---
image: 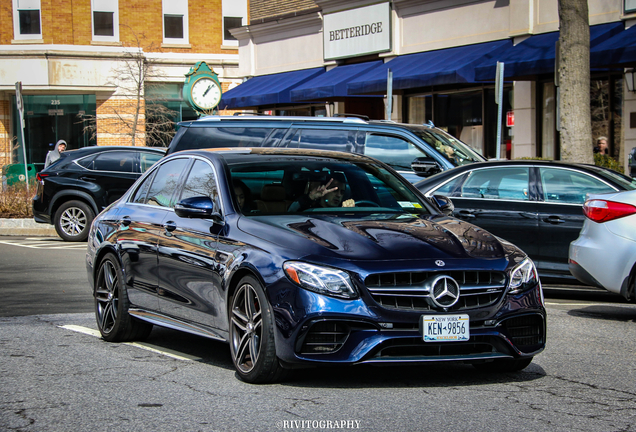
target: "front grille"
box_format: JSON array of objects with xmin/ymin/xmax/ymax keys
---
[
  {"xmin": 375, "ymin": 337, "xmax": 496, "ymax": 358},
  {"xmin": 299, "ymin": 321, "xmax": 350, "ymax": 354},
  {"xmin": 502, "ymin": 315, "xmax": 544, "ymax": 352},
  {"xmin": 365, "ymin": 271, "xmax": 507, "ymax": 312}
]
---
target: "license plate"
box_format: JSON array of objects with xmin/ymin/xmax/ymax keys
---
[{"xmin": 421, "ymin": 315, "xmax": 470, "ymax": 342}]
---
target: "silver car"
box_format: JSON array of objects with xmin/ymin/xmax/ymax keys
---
[{"xmin": 569, "ymin": 189, "xmax": 636, "ymax": 300}]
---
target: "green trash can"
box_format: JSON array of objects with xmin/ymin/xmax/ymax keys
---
[{"xmin": 2, "ymin": 163, "xmax": 36, "ymax": 188}]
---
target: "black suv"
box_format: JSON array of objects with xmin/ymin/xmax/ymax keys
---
[
  {"xmin": 166, "ymin": 116, "xmax": 486, "ymax": 183},
  {"xmin": 33, "ymin": 146, "xmax": 165, "ymax": 241}
]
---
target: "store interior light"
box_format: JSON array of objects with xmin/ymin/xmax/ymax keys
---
[{"xmin": 626, "ymin": 69, "xmax": 636, "ymax": 93}]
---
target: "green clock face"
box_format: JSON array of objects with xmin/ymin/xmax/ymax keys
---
[{"xmin": 190, "ymin": 77, "xmax": 222, "ymax": 110}]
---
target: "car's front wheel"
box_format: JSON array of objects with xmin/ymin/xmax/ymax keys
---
[
  {"xmin": 94, "ymin": 253, "xmax": 153, "ymax": 342},
  {"xmin": 54, "ymin": 200, "xmax": 95, "ymax": 242},
  {"xmin": 229, "ymin": 275, "xmax": 286, "ymax": 383}
]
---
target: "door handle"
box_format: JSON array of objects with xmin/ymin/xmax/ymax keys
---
[
  {"xmin": 79, "ymin": 176, "xmax": 96, "ymax": 182},
  {"xmin": 457, "ymin": 210, "xmax": 476, "ymax": 218},
  {"xmin": 543, "ymin": 215, "xmax": 565, "ymax": 224},
  {"xmin": 163, "ymin": 221, "xmax": 177, "ymax": 232},
  {"xmin": 119, "ymin": 216, "xmax": 132, "ymax": 227}
]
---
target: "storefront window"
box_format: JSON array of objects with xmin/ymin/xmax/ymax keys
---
[
  {"xmin": 541, "ymin": 82, "xmax": 557, "ymax": 160},
  {"xmin": 591, "ymin": 77, "xmax": 623, "ymax": 158},
  {"xmin": 484, "ymin": 87, "xmax": 513, "ymax": 160},
  {"xmin": 145, "ymin": 83, "xmax": 198, "ymax": 147},
  {"xmin": 433, "ymin": 91, "xmax": 484, "ymax": 156},
  {"xmin": 12, "ymin": 95, "xmax": 96, "ymax": 168}
]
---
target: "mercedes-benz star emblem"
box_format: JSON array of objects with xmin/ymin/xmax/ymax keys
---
[
  {"xmin": 429, "ymin": 275, "xmax": 460, "ymax": 308},
  {"xmin": 435, "ymin": 260, "xmax": 445, "ymax": 267}
]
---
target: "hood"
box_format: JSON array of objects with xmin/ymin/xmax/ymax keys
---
[{"xmin": 237, "ymin": 213, "xmax": 511, "ymax": 261}]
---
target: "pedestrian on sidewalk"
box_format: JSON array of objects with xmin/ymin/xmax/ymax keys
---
[{"xmin": 44, "ymin": 140, "xmax": 67, "ymax": 168}]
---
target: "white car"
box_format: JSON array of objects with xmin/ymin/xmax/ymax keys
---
[{"xmin": 569, "ymin": 189, "xmax": 636, "ymax": 300}]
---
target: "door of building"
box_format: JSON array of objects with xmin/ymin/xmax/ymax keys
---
[{"xmin": 12, "ymin": 94, "xmax": 96, "ymax": 169}]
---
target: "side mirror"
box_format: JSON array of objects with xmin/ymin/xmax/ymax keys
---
[
  {"xmin": 433, "ymin": 194, "xmax": 454, "ymax": 216},
  {"xmin": 411, "ymin": 157, "xmax": 442, "ymax": 177},
  {"xmin": 174, "ymin": 196, "xmax": 224, "ymax": 224}
]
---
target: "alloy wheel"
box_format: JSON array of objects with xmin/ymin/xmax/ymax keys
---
[
  {"xmin": 95, "ymin": 260, "xmax": 119, "ymax": 334},
  {"xmin": 60, "ymin": 206, "xmax": 87, "ymax": 237},
  {"xmin": 230, "ymin": 282, "xmax": 263, "ymax": 373}
]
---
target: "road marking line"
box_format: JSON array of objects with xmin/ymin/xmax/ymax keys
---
[
  {"xmin": 0, "ymin": 240, "xmax": 85, "ymax": 250},
  {"xmin": 545, "ymin": 301, "xmax": 635, "ymax": 307},
  {"xmin": 59, "ymin": 325, "xmax": 201, "ymax": 362}
]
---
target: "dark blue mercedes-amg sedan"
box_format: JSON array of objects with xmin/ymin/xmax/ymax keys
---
[{"xmin": 86, "ymin": 148, "xmax": 546, "ymax": 383}]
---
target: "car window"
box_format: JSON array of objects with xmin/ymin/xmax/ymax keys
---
[
  {"xmin": 286, "ymin": 128, "xmax": 357, "ymax": 153},
  {"xmin": 92, "ymin": 151, "xmax": 135, "ymax": 173},
  {"xmin": 139, "ymin": 152, "xmax": 163, "ymax": 173},
  {"xmin": 76, "ymin": 155, "xmax": 96, "ymax": 169},
  {"xmin": 540, "ymin": 167, "xmax": 616, "ymax": 204},
  {"xmin": 175, "ymin": 127, "xmax": 273, "ymax": 151},
  {"xmin": 178, "ymin": 160, "xmax": 218, "ymax": 202},
  {"xmin": 410, "ymin": 127, "xmax": 485, "ymax": 166},
  {"xmin": 434, "ymin": 174, "xmax": 467, "ymax": 197},
  {"xmin": 229, "ymin": 159, "xmax": 432, "ymax": 216},
  {"xmin": 144, "ymin": 158, "xmax": 190, "ymax": 207},
  {"xmin": 131, "ymin": 170, "xmax": 155, "ymax": 204},
  {"xmin": 363, "ymin": 134, "xmax": 430, "ymax": 171},
  {"xmin": 461, "ymin": 167, "xmax": 530, "ymax": 201}
]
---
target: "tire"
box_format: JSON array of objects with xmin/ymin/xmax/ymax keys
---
[
  {"xmin": 473, "ymin": 357, "xmax": 533, "ymax": 372},
  {"xmin": 54, "ymin": 200, "xmax": 95, "ymax": 242},
  {"xmin": 229, "ymin": 275, "xmax": 287, "ymax": 383},
  {"xmin": 94, "ymin": 253, "xmax": 153, "ymax": 342}
]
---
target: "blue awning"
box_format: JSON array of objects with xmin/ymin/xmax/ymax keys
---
[
  {"xmin": 218, "ymin": 67, "xmax": 325, "ymax": 109},
  {"xmin": 290, "ymin": 61, "xmax": 383, "ymax": 101},
  {"xmin": 346, "ymin": 40, "xmax": 511, "ymax": 95},
  {"xmin": 591, "ymin": 24, "xmax": 636, "ymax": 68},
  {"xmin": 474, "ymin": 22, "xmax": 624, "ymax": 81}
]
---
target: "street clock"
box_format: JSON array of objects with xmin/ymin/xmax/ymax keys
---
[{"xmin": 183, "ymin": 61, "xmax": 222, "ymax": 114}]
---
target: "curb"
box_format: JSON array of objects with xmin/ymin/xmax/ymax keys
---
[{"xmin": 0, "ymin": 218, "xmax": 59, "ymax": 237}]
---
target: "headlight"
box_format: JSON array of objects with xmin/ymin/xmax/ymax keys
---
[
  {"xmin": 283, "ymin": 262, "xmax": 357, "ymax": 299},
  {"xmin": 508, "ymin": 258, "xmax": 539, "ymax": 294}
]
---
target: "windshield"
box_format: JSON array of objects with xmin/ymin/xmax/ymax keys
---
[
  {"xmin": 410, "ymin": 126, "xmax": 485, "ymax": 166},
  {"xmin": 229, "ymin": 159, "xmax": 433, "ymax": 216},
  {"xmin": 586, "ymin": 165, "xmax": 636, "ymax": 190}
]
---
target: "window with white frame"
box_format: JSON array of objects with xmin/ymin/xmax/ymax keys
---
[
  {"xmin": 92, "ymin": 0, "xmax": 119, "ymax": 42},
  {"xmin": 163, "ymin": 0, "xmax": 188, "ymax": 45},
  {"xmin": 13, "ymin": 0, "xmax": 41, "ymax": 40},
  {"xmin": 222, "ymin": 0, "xmax": 247, "ymax": 46},
  {"xmin": 626, "ymin": 0, "xmax": 636, "ymax": 14}
]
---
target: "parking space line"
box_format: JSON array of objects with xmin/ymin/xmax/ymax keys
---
[{"xmin": 60, "ymin": 325, "xmax": 201, "ymax": 361}]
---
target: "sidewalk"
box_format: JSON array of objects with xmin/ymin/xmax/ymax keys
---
[{"xmin": 0, "ymin": 218, "xmax": 58, "ymax": 237}]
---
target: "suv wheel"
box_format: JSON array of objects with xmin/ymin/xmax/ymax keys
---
[{"xmin": 54, "ymin": 200, "xmax": 95, "ymax": 242}]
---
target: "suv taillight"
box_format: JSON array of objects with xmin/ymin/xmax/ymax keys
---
[
  {"xmin": 583, "ymin": 199, "xmax": 636, "ymax": 223},
  {"xmin": 36, "ymin": 173, "xmax": 49, "ymax": 182}
]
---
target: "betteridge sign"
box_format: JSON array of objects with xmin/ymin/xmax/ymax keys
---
[{"xmin": 323, "ymin": 2, "xmax": 391, "ymax": 60}]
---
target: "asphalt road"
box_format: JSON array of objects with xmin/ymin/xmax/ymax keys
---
[{"xmin": 1, "ymin": 237, "xmax": 635, "ymax": 431}]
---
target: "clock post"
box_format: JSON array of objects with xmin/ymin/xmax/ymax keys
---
[{"xmin": 183, "ymin": 61, "xmax": 223, "ymax": 116}]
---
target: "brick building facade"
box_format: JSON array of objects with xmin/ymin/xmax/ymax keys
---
[{"xmin": 0, "ymin": 0, "xmax": 246, "ymax": 171}]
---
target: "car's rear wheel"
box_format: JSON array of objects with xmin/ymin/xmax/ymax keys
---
[
  {"xmin": 473, "ymin": 357, "xmax": 533, "ymax": 372},
  {"xmin": 229, "ymin": 275, "xmax": 286, "ymax": 383},
  {"xmin": 94, "ymin": 253, "xmax": 153, "ymax": 342},
  {"xmin": 54, "ymin": 200, "xmax": 95, "ymax": 242}
]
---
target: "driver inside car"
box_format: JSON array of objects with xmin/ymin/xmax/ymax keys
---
[{"xmin": 289, "ymin": 173, "xmax": 354, "ymax": 211}]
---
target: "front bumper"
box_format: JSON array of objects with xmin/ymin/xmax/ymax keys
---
[{"xmin": 270, "ymin": 281, "xmax": 546, "ymax": 366}]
